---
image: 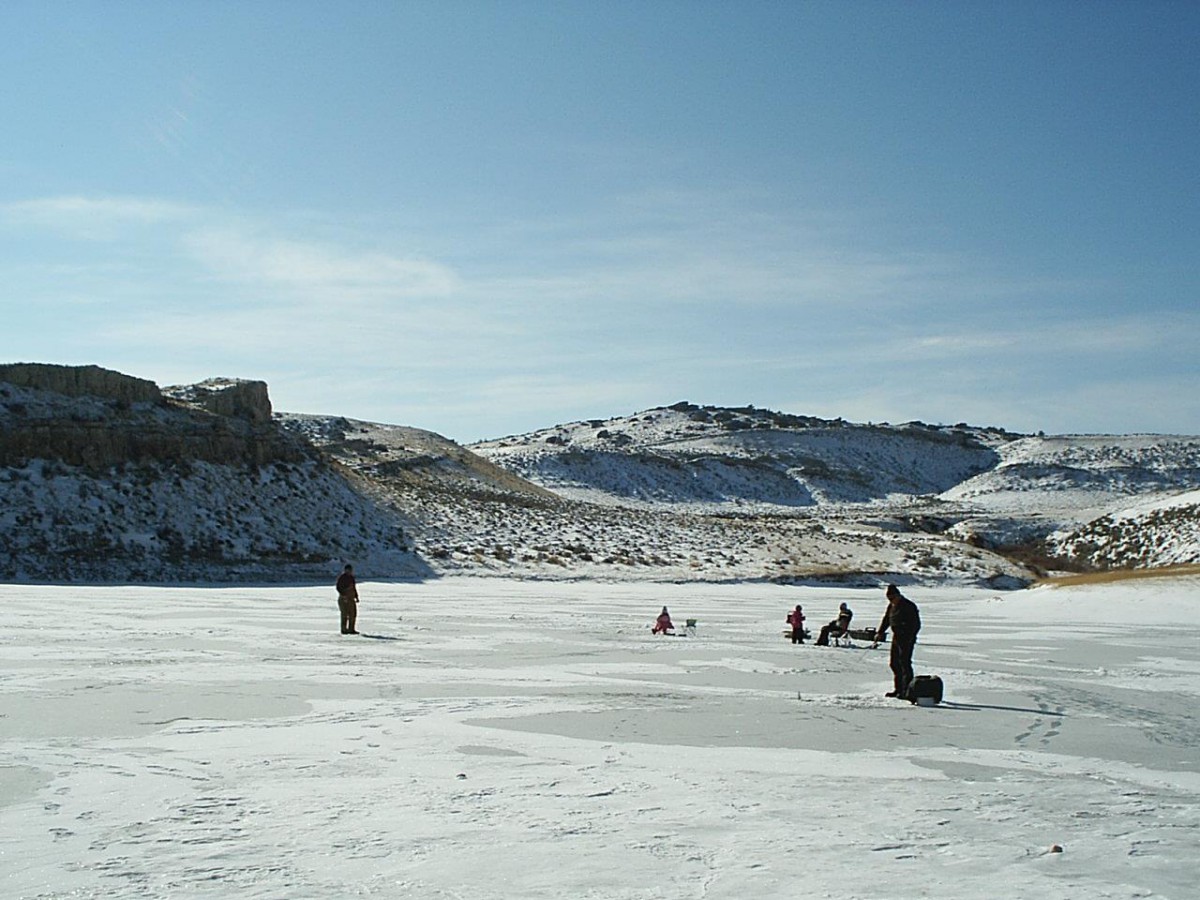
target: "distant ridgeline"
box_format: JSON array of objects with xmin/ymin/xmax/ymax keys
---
[{"xmin": 0, "ymin": 363, "xmax": 421, "ymax": 583}]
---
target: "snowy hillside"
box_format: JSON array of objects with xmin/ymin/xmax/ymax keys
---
[
  {"xmin": 0, "ymin": 455, "xmax": 424, "ymax": 582},
  {"xmin": 941, "ymin": 434, "xmax": 1200, "ymax": 515},
  {"xmin": 276, "ymin": 413, "xmax": 556, "ymax": 502},
  {"xmin": 287, "ymin": 412, "xmax": 1032, "ymax": 587},
  {"xmin": 1047, "ymin": 488, "xmax": 1200, "ymax": 569},
  {"xmin": 939, "ymin": 435, "xmax": 1200, "ymax": 559},
  {"xmin": 471, "ymin": 402, "xmax": 1010, "ymax": 507},
  {"xmin": 471, "ymin": 405, "xmax": 1200, "ymax": 573},
  {"xmin": 2, "ymin": 365, "xmax": 1198, "ymax": 584},
  {"xmin": 0, "ymin": 371, "xmax": 426, "ymax": 582}
]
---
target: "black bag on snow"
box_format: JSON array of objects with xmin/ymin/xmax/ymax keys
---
[{"xmin": 907, "ymin": 675, "xmax": 944, "ymax": 705}]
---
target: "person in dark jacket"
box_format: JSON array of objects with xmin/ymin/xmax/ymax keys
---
[
  {"xmin": 816, "ymin": 602, "xmax": 853, "ymax": 646},
  {"xmin": 875, "ymin": 584, "xmax": 920, "ymax": 697},
  {"xmin": 336, "ymin": 564, "xmax": 359, "ymax": 634}
]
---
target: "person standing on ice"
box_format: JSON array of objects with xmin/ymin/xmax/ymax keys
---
[
  {"xmin": 336, "ymin": 564, "xmax": 360, "ymax": 635},
  {"xmin": 652, "ymin": 606, "xmax": 674, "ymax": 634},
  {"xmin": 788, "ymin": 604, "xmax": 806, "ymax": 643},
  {"xmin": 876, "ymin": 584, "xmax": 920, "ymax": 697}
]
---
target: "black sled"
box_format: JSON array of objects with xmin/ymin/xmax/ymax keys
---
[{"xmin": 846, "ymin": 627, "xmax": 884, "ymax": 643}]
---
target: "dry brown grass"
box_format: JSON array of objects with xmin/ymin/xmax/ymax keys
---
[{"xmin": 1036, "ymin": 563, "xmax": 1200, "ymax": 588}]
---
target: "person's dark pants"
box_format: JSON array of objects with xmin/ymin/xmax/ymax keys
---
[
  {"xmin": 791, "ymin": 627, "xmax": 805, "ymax": 644},
  {"xmin": 338, "ymin": 596, "xmax": 357, "ymax": 634},
  {"xmin": 890, "ymin": 632, "xmax": 916, "ymax": 695},
  {"xmin": 816, "ymin": 623, "xmax": 842, "ymax": 646}
]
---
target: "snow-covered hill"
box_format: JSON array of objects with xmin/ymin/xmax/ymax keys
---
[
  {"xmin": 0, "ymin": 369, "xmax": 427, "ymax": 582},
  {"xmin": 471, "ymin": 402, "xmax": 1011, "ymax": 507},
  {"xmin": 470, "ymin": 405, "xmax": 1200, "ymax": 569},
  {"xmin": 2, "ymin": 366, "xmax": 1198, "ymax": 584},
  {"xmin": 941, "ymin": 434, "xmax": 1200, "ymax": 515},
  {"xmin": 285, "ymin": 411, "xmax": 1031, "ymax": 587},
  {"xmin": 0, "ymin": 454, "xmax": 425, "ymax": 582},
  {"xmin": 938, "ymin": 435, "xmax": 1200, "ymax": 561},
  {"xmin": 1047, "ymin": 488, "xmax": 1200, "ymax": 569}
]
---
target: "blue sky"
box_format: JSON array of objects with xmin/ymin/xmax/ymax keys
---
[{"xmin": 2, "ymin": 1, "xmax": 1196, "ymax": 442}]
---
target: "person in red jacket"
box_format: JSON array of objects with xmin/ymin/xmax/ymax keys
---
[
  {"xmin": 652, "ymin": 606, "xmax": 674, "ymax": 634},
  {"xmin": 336, "ymin": 564, "xmax": 360, "ymax": 635},
  {"xmin": 788, "ymin": 604, "xmax": 806, "ymax": 643}
]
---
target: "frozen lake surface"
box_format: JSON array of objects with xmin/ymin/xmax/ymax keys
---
[{"xmin": 3, "ymin": 577, "xmax": 1199, "ymax": 899}]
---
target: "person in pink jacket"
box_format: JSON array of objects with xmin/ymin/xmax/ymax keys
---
[
  {"xmin": 652, "ymin": 606, "xmax": 674, "ymax": 634},
  {"xmin": 787, "ymin": 604, "xmax": 806, "ymax": 644}
]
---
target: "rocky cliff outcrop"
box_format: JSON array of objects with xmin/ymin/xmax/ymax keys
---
[
  {"xmin": 163, "ymin": 378, "xmax": 273, "ymax": 424},
  {"xmin": 0, "ymin": 363, "xmax": 160, "ymax": 404},
  {"xmin": 0, "ymin": 366, "xmax": 305, "ymax": 469}
]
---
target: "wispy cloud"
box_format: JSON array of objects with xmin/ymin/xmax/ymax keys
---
[
  {"xmin": 462, "ymin": 189, "xmax": 1097, "ymax": 321},
  {"xmin": 2, "ymin": 195, "xmax": 197, "ymax": 239},
  {"xmin": 4, "ymin": 197, "xmax": 461, "ymax": 305},
  {"xmin": 907, "ymin": 313, "xmax": 1191, "ymax": 362},
  {"xmin": 183, "ymin": 228, "xmax": 462, "ymax": 299}
]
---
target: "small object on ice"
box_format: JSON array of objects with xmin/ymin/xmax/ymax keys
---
[
  {"xmin": 456, "ymin": 773, "xmax": 467, "ymax": 780},
  {"xmin": 796, "ymin": 691, "xmax": 803, "ymax": 700},
  {"xmin": 1049, "ymin": 844, "xmax": 1063, "ymax": 853}
]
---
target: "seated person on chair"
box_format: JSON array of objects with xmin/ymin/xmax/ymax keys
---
[{"xmin": 816, "ymin": 602, "xmax": 853, "ymax": 645}]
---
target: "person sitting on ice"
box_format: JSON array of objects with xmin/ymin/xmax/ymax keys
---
[
  {"xmin": 787, "ymin": 604, "xmax": 806, "ymax": 643},
  {"xmin": 652, "ymin": 606, "xmax": 674, "ymax": 634},
  {"xmin": 816, "ymin": 602, "xmax": 854, "ymax": 646}
]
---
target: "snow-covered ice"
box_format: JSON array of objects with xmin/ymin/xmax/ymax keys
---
[{"xmin": 3, "ymin": 577, "xmax": 1199, "ymax": 898}]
